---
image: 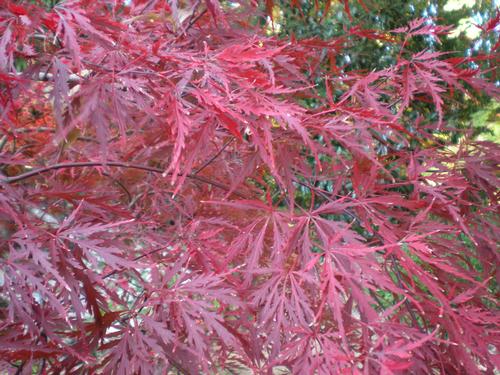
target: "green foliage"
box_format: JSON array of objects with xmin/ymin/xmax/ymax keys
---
[
  {"xmin": 276, "ymin": 0, "xmax": 498, "ymax": 142},
  {"xmin": 471, "ymin": 100, "xmax": 500, "ymax": 142}
]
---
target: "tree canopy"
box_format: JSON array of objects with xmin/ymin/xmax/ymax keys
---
[{"xmin": 0, "ymin": 1, "xmax": 498, "ymax": 374}]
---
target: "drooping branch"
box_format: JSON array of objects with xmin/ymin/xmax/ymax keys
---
[{"xmin": 0, "ymin": 161, "xmax": 248, "ymax": 198}]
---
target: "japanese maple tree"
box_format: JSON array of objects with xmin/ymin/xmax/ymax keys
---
[{"xmin": 0, "ymin": 0, "xmax": 499, "ymax": 374}]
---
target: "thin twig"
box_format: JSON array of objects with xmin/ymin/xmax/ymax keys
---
[
  {"xmin": 193, "ymin": 138, "xmax": 233, "ymax": 175},
  {"xmin": 182, "ymin": 0, "xmax": 201, "ymax": 33},
  {"xmin": 103, "ymin": 245, "xmax": 169, "ymax": 280},
  {"xmin": 102, "ymin": 172, "xmax": 132, "ymax": 203},
  {"xmin": 185, "ymin": 8, "xmax": 207, "ymax": 32}
]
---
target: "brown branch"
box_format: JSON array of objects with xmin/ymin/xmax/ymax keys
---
[{"xmin": 0, "ymin": 161, "xmax": 247, "ymax": 198}]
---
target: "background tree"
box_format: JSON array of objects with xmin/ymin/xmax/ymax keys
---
[
  {"xmin": 276, "ymin": 0, "xmax": 499, "ymax": 140},
  {"xmin": 0, "ymin": 0, "xmax": 498, "ymax": 374}
]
